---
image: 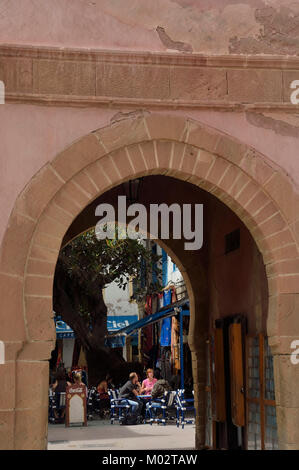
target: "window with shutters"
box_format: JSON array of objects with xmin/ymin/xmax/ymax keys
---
[
  {"xmin": 246, "ymin": 335, "xmax": 278, "ymax": 450},
  {"xmin": 210, "ymin": 327, "xmax": 226, "ymax": 423}
]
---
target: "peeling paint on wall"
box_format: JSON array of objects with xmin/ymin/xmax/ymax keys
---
[
  {"xmin": 156, "ymin": 26, "xmax": 193, "ymax": 52},
  {"xmin": 230, "ymin": 4, "xmax": 299, "ymax": 55},
  {"xmin": 110, "ymin": 109, "xmax": 150, "ymax": 124},
  {"xmin": 246, "ymin": 111, "xmax": 299, "ymax": 138}
]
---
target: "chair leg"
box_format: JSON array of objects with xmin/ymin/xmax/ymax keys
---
[
  {"xmin": 119, "ymin": 407, "xmax": 124, "ymax": 424},
  {"xmin": 145, "ymin": 407, "xmax": 149, "ymax": 423}
]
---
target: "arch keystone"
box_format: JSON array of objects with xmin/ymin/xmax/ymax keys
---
[
  {"xmin": 145, "ymin": 114, "xmax": 188, "ymax": 142},
  {"xmin": 95, "ymin": 115, "xmax": 149, "ymax": 153}
]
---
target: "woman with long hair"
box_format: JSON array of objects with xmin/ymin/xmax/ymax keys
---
[{"xmin": 140, "ymin": 368, "xmax": 157, "ymax": 395}]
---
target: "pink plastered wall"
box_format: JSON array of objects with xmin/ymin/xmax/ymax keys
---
[
  {"xmin": 1, "ymin": 105, "xmax": 298, "ymax": 245},
  {"xmin": 0, "ymin": 0, "xmax": 296, "ymax": 56}
]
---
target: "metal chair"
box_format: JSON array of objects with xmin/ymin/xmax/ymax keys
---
[
  {"xmin": 49, "ymin": 391, "xmax": 66, "ymax": 423},
  {"xmin": 176, "ymin": 389, "xmax": 196, "ymax": 429},
  {"xmin": 48, "ymin": 389, "xmax": 56, "ymax": 423},
  {"xmin": 147, "ymin": 390, "xmax": 177, "ymax": 426},
  {"xmin": 108, "ymin": 389, "xmax": 130, "ymax": 424},
  {"xmin": 87, "ymin": 387, "xmax": 100, "ymax": 420}
]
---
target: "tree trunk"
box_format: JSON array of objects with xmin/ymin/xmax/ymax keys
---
[
  {"xmin": 85, "ymin": 348, "xmax": 125, "ymax": 386},
  {"xmin": 53, "ymin": 261, "xmax": 125, "ymax": 385}
]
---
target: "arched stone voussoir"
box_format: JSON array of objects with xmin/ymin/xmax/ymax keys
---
[
  {"xmin": 214, "ymin": 133, "xmax": 248, "ymax": 167},
  {"xmin": 0, "ymin": 273, "xmax": 26, "ymax": 342},
  {"xmin": 24, "ymin": 295, "xmax": 56, "ymax": 342},
  {"xmin": 95, "ymin": 114, "xmax": 150, "ymax": 154},
  {"xmin": 184, "ymin": 118, "xmax": 221, "ymax": 154},
  {"xmin": 263, "ymin": 171, "xmax": 299, "ymax": 227},
  {"xmin": 0, "ymin": 210, "xmax": 37, "ymax": 278},
  {"xmin": 51, "ymin": 133, "xmax": 106, "ymax": 183},
  {"xmin": 14, "ymin": 163, "xmax": 64, "ymax": 222},
  {"xmin": 186, "ymin": 124, "xmax": 271, "ymax": 186},
  {"xmin": 268, "ymin": 293, "xmax": 299, "ymax": 353}
]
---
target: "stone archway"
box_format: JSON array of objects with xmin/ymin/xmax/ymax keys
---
[{"xmin": 1, "ymin": 114, "xmax": 299, "ymax": 449}]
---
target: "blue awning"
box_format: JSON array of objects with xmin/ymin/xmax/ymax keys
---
[
  {"xmin": 55, "ymin": 317, "xmax": 75, "ymax": 339},
  {"xmin": 106, "ymin": 315, "xmax": 138, "ymax": 348},
  {"xmin": 107, "ymin": 315, "xmax": 138, "ymax": 332},
  {"xmin": 108, "ymin": 299, "xmax": 189, "ymax": 338}
]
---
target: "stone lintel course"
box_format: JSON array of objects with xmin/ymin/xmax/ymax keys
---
[{"xmin": 1, "ymin": 46, "xmax": 299, "ymax": 108}]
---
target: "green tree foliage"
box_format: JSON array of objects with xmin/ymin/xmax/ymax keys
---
[{"xmin": 53, "ymin": 228, "xmax": 161, "ymax": 384}]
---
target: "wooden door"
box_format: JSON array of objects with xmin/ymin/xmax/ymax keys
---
[{"xmin": 229, "ymin": 322, "xmax": 245, "ymax": 427}]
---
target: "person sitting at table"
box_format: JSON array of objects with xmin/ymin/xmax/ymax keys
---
[
  {"xmin": 140, "ymin": 368, "xmax": 157, "ymax": 395},
  {"xmin": 72, "ymin": 372, "xmax": 88, "ymax": 399},
  {"xmin": 146, "ymin": 377, "xmax": 171, "ymax": 419},
  {"xmin": 119, "ymin": 372, "xmax": 143, "ymax": 418},
  {"xmin": 97, "ymin": 378, "xmax": 110, "ymax": 418},
  {"xmin": 51, "ymin": 367, "xmax": 72, "ymax": 422},
  {"xmin": 106, "ymin": 373, "xmax": 115, "ymax": 390},
  {"xmin": 51, "ymin": 367, "xmax": 72, "ymax": 392},
  {"xmin": 73, "ymin": 371, "xmax": 85, "ymax": 386}
]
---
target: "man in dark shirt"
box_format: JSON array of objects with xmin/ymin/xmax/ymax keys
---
[
  {"xmin": 146, "ymin": 378, "xmax": 171, "ymax": 419},
  {"xmin": 119, "ymin": 372, "xmax": 142, "ymax": 416},
  {"xmin": 151, "ymin": 378, "xmax": 171, "ymax": 399}
]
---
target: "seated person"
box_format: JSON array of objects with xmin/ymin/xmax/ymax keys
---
[
  {"xmin": 97, "ymin": 378, "xmax": 110, "ymax": 418},
  {"xmin": 51, "ymin": 368, "xmax": 71, "ymax": 422},
  {"xmin": 106, "ymin": 373, "xmax": 116, "ymax": 390},
  {"xmin": 151, "ymin": 378, "xmax": 171, "ymax": 400},
  {"xmin": 72, "ymin": 368, "xmax": 88, "ymax": 387},
  {"xmin": 146, "ymin": 377, "xmax": 171, "ymax": 417},
  {"xmin": 119, "ymin": 372, "xmax": 143, "ymax": 417},
  {"xmin": 67, "ymin": 373, "xmax": 88, "ymax": 419},
  {"xmin": 97, "ymin": 379, "xmax": 108, "ymax": 397},
  {"xmin": 51, "ymin": 367, "xmax": 71, "ymax": 392},
  {"xmin": 73, "ymin": 371, "xmax": 84, "ymax": 386},
  {"xmin": 140, "ymin": 368, "xmax": 157, "ymax": 395}
]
